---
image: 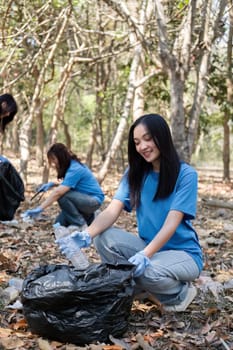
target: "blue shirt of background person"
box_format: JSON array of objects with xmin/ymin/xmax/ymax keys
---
[
  {"xmin": 62, "ymin": 159, "xmax": 104, "ymax": 204},
  {"xmin": 0, "ymin": 155, "xmax": 9, "ymax": 162}
]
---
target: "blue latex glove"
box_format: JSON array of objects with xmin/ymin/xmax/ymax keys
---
[
  {"xmin": 128, "ymin": 250, "xmax": 151, "ymax": 277},
  {"xmin": 56, "ymin": 230, "xmax": 92, "ymax": 252},
  {"xmin": 23, "ymin": 206, "xmax": 43, "ymax": 218},
  {"xmin": 37, "ymin": 182, "xmax": 54, "ymax": 193},
  {"xmin": 71, "ymin": 230, "xmax": 92, "ymax": 247}
]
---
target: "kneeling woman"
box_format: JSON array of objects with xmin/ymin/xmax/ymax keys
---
[
  {"xmin": 24, "ymin": 143, "xmax": 105, "ymax": 228},
  {"xmin": 58, "ymin": 114, "xmax": 203, "ymax": 312}
]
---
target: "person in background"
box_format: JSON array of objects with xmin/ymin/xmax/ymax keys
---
[
  {"xmin": 23, "ymin": 143, "xmax": 105, "ymax": 228},
  {"xmin": 0, "ymin": 94, "xmax": 18, "ymax": 133},
  {"xmin": 58, "ymin": 113, "xmax": 203, "ymax": 312},
  {"xmin": 0, "ymin": 155, "xmax": 9, "ymax": 162}
]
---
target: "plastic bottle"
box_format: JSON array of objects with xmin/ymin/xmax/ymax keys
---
[
  {"xmin": 1, "ymin": 286, "xmax": 19, "ymax": 305},
  {"xmin": 67, "ymin": 225, "xmax": 82, "ymax": 234},
  {"xmin": 8, "ymin": 277, "xmax": 24, "ymax": 292},
  {"xmin": 21, "ymin": 212, "xmax": 34, "ymax": 224},
  {"xmin": 53, "ymin": 222, "xmax": 70, "ymax": 239},
  {"xmin": 64, "ymin": 244, "xmax": 90, "ymax": 270},
  {"xmin": 53, "ymin": 223, "xmax": 89, "ymax": 270}
]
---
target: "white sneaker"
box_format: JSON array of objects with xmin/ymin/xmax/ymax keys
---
[{"xmin": 163, "ymin": 284, "xmax": 197, "ymax": 312}]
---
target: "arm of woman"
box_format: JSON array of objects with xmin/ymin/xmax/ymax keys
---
[
  {"xmin": 40, "ymin": 185, "xmax": 70, "ymax": 211},
  {"xmin": 86, "ymin": 198, "xmax": 124, "ymax": 238},
  {"xmin": 143, "ymin": 210, "xmax": 184, "ymax": 258},
  {"xmin": 57, "ymin": 198, "xmax": 124, "ymax": 250}
]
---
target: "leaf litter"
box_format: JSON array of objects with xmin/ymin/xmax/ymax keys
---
[{"xmin": 0, "ymin": 162, "xmax": 233, "ymax": 350}]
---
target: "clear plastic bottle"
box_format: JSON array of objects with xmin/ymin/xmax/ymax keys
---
[
  {"xmin": 1, "ymin": 286, "xmax": 19, "ymax": 305},
  {"xmin": 53, "ymin": 223, "xmax": 89, "ymax": 270},
  {"xmin": 53, "ymin": 222, "xmax": 70, "ymax": 239},
  {"xmin": 64, "ymin": 244, "xmax": 90, "ymax": 270},
  {"xmin": 8, "ymin": 277, "xmax": 24, "ymax": 292}
]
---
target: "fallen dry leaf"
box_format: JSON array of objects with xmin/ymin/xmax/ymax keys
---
[
  {"xmin": 103, "ymin": 346, "xmax": 124, "ymax": 350},
  {"xmin": 11, "ymin": 318, "xmax": 28, "ymax": 331},
  {"xmin": 0, "ymin": 337, "xmax": 24, "ymax": 349}
]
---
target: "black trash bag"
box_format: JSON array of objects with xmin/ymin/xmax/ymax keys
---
[
  {"xmin": 0, "ymin": 161, "xmax": 25, "ymax": 220},
  {"xmin": 21, "ymin": 263, "xmax": 135, "ymax": 345}
]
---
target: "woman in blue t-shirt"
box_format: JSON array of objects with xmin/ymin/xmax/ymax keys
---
[
  {"xmin": 23, "ymin": 143, "xmax": 105, "ymax": 228},
  {"xmin": 58, "ymin": 114, "xmax": 203, "ymax": 312}
]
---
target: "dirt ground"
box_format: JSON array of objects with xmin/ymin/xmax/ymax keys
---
[{"xmin": 0, "ymin": 155, "xmax": 233, "ymax": 350}]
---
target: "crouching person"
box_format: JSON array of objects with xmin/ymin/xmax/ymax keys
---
[{"xmin": 23, "ymin": 143, "xmax": 105, "ymax": 228}]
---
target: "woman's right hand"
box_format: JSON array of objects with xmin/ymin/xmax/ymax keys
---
[
  {"xmin": 56, "ymin": 231, "xmax": 92, "ymax": 251},
  {"xmin": 71, "ymin": 231, "xmax": 92, "ymax": 248}
]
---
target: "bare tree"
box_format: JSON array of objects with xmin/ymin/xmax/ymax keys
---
[
  {"xmin": 154, "ymin": 0, "xmax": 227, "ymax": 161},
  {"xmin": 48, "ymin": 55, "xmax": 76, "ymax": 147},
  {"xmin": 97, "ymin": 0, "xmax": 155, "ymax": 182},
  {"xmin": 187, "ymin": 0, "xmax": 228, "ymax": 158},
  {"xmin": 223, "ymin": 0, "xmax": 233, "ymax": 180},
  {"xmin": 0, "ymin": 0, "xmax": 230, "ymax": 185},
  {"xmin": 19, "ymin": 6, "xmax": 71, "ymax": 182}
]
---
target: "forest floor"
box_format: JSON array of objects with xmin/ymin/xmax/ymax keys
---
[{"xmin": 0, "ymin": 153, "xmax": 233, "ymax": 350}]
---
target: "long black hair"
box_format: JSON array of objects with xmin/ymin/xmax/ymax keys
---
[
  {"xmin": 128, "ymin": 114, "xmax": 180, "ymax": 207},
  {"xmin": 47, "ymin": 143, "xmax": 82, "ymax": 179},
  {"xmin": 0, "ymin": 94, "xmax": 18, "ymax": 133}
]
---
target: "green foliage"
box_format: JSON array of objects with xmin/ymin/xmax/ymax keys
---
[
  {"xmin": 0, "ymin": 0, "xmax": 231, "ymax": 170},
  {"xmin": 200, "ymin": 110, "xmax": 223, "ymax": 132},
  {"xmin": 209, "ymin": 77, "xmax": 227, "ymax": 102},
  {"xmin": 144, "ymin": 72, "xmax": 170, "ymax": 115},
  {"xmin": 207, "ymin": 53, "xmax": 230, "ymax": 113},
  {"xmin": 192, "ymin": 126, "xmax": 230, "ymax": 166},
  {"xmin": 177, "ymin": 0, "xmax": 189, "ymax": 10},
  {"xmin": 52, "ymin": 0, "xmax": 72, "ymax": 8}
]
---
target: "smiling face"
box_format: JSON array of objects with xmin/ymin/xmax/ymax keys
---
[{"xmin": 133, "ymin": 123, "xmax": 160, "ymax": 172}]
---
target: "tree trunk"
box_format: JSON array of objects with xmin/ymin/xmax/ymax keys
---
[
  {"xmin": 19, "ymin": 7, "xmax": 71, "ymax": 182},
  {"xmin": 155, "ymin": 0, "xmax": 227, "ymax": 162},
  {"xmin": 19, "ymin": 111, "xmax": 31, "ymax": 184},
  {"xmin": 154, "ymin": 0, "xmax": 195, "ymax": 161},
  {"xmin": 223, "ymin": 0, "xmax": 233, "ymax": 181},
  {"xmin": 97, "ymin": 0, "xmax": 153, "ymax": 182},
  {"xmin": 132, "ymin": 0, "xmax": 153, "ymax": 121},
  {"xmin": 97, "ymin": 48, "xmax": 139, "ymax": 182},
  {"xmin": 187, "ymin": 0, "xmax": 227, "ymax": 158},
  {"xmin": 169, "ymin": 69, "xmax": 187, "ymax": 161},
  {"xmin": 47, "ymin": 54, "xmax": 75, "ymax": 147},
  {"xmin": 86, "ymin": 60, "xmax": 111, "ymax": 168},
  {"xmin": 35, "ymin": 99, "xmax": 45, "ymax": 167}
]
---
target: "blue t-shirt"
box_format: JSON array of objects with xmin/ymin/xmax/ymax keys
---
[
  {"xmin": 62, "ymin": 160, "xmax": 104, "ymax": 204},
  {"xmin": 114, "ymin": 163, "xmax": 203, "ymax": 272},
  {"xmin": 0, "ymin": 155, "xmax": 9, "ymax": 163}
]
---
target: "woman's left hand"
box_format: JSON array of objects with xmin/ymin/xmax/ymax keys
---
[
  {"xmin": 128, "ymin": 250, "xmax": 151, "ymax": 277},
  {"xmin": 23, "ymin": 206, "xmax": 43, "ymax": 218},
  {"xmin": 37, "ymin": 182, "xmax": 54, "ymax": 193}
]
